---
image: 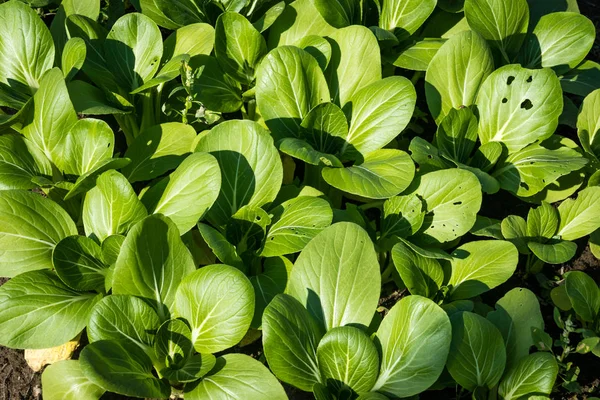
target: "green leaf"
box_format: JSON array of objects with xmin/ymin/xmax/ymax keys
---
[
  {"xmin": 425, "ymin": 31, "xmax": 494, "ymax": 124},
  {"xmin": 561, "ymin": 60, "xmax": 600, "ymax": 97},
  {"xmin": 268, "ymin": 0, "xmax": 336, "ymax": 48},
  {"xmin": 250, "ymin": 256, "xmax": 292, "ymax": 328},
  {"xmin": 343, "ymin": 76, "xmax": 416, "ymax": 159},
  {"xmin": 195, "ymin": 120, "xmax": 283, "ymax": 226},
  {"xmin": 197, "ymin": 223, "xmax": 244, "ymax": 271},
  {"xmin": 53, "ymin": 236, "xmax": 107, "ymax": 292},
  {"xmin": 464, "ymin": 0, "xmax": 529, "ymax": 61},
  {"xmin": 256, "ymin": 46, "xmax": 330, "ymax": 140},
  {"xmin": 470, "ymin": 216, "xmax": 503, "ymax": 239},
  {"xmin": 253, "ymin": 1, "xmax": 286, "ymax": 33},
  {"xmin": 175, "ymin": 264, "xmax": 254, "ymax": 353},
  {"xmin": 0, "ymin": 190, "xmax": 77, "ymax": 277},
  {"xmin": 62, "ymin": 37, "xmax": 86, "ymax": 82},
  {"xmin": 163, "ymin": 22, "xmax": 215, "ymax": 62},
  {"xmin": 557, "ymin": 186, "xmax": 600, "ymax": 240},
  {"xmin": 477, "ymin": 65, "xmax": 563, "ymax": 153},
  {"xmin": 325, "ymin": 26, "xmax": 381, "ymax": 107},
  {"xmin": 0, "ymin": 270, "xmax": 101, "ymax": 348},
  {"xmin": 435, "ymin": 107, "xmax": 478, "ymax": 164},
  {"xmin": 447, "ymin": 312, "xmax": 506, "ymax": 390},
  {"xmin": 185, "ymin": 354, "xmax": 287, "ymax": 399},
  {"xmin": 189, "ymin": 55, "xmax": 243, "ymax": 113},
  {"xmin": 154, "ymin": 318, "xmax": 194, "ymax": 368},
  {"xmin": 161, "ymin": 352, "xmax": 215, "ymax": 383},
  {"xmin": 21, "ymin": 68, "xmax": 78, "ymax": 165},
  {"xmin": 493, "ymin": 142, "xmax": 587, "ymax": 197},
  {"xmin": 65, "ymin": 15, "xmax": 118, "ymax": 93},
  {"xmin": 0, "ymin": 133, "xmax": 51, "ymax": 190},
  {"xmin": 279, "ymin": 139, "xmax": 342, "ymax": 168},
  {"xmin": 577, "ymin": 337, "xmax": 600, "ymax": 354},
  {"xmin": 408, "ymin": 137, "xmax": 449, "ymax": 173},
  {"xmin": 470, "ymin": 141, "xmax": 503, "ymax": 172},
  {"xmin": 498, "ymin": 352, "xmax": 558, "ymax": 400},
  {"xmin": 453, "ymin": 162, "xmax": 500, "ymax": 195},
  {"xmin": 297, "ymin": 34, "xmax": 332, "ymax": 70},
  {"xmin": 82, "ymin": 170, "xmax": 148, "ymax": 242},
  {"xmin": 225, "ymin": 205, "xmax": 271, "ymax": 254},
  {"xmin": 392, "ymin": 241, "xmax": 444, "ymax": 298},
  {"xmin": 104, "ymin": 13, "xmax": 162, "ymax": 91},
  {"xmin": 262, "ymin": 293, "xmax": 324, "ymax": 391},
  {"xmin": 60, "ymin": 119, "xmax": 115, "ymax": 176},
  {"xmin": 42, "ymin": 360, "xmax": 104, "ymax": 400},
  {"xmin": 356, "ymin": 394, "xmax": 390, "ymax": 400},
  {"xmin": 67, "ymin": 80, "xmax": 131, "ymax": 115},
  {"xmin": 80, "ymin": 339, "xmax": 170, "ymax": 398},
  {"xmin": 113, "ymin": 215, "xmax": 195, "ymax": 313},
  {"xmin": 317, "ymin": 326, "xmax": 379, "ymax": 394},
  {"xmin": 443, "ymin": 300, "xmax": 475, "ymax": 316},
  {"xmin": 528, "ymin": 240, "xmax": 577, "ymax": 264},
  {"xmin": 527, "ymin": 201, "xmax": 558, "ymax": 239},
  {"xmin": 501, "ymin": 215, "xmax": 530, "ymax": 254},
  {"xmin": 372, "ymin": 296, "xmax": 451, "ymax": 398},
  {"xmin": 88, "ymin": 294, "xmax": 160, "ymax": 355},
  {"xmin": 382, "ymin": 194, "xmax": 425, "ymax": 240},
  {"xmin": 565, "ymin": 271, "xmax": 600, "ymax": 322},
  {"xmin": 313, "ymin": 0, "xmax": 359, "ymax": 28},
  {"xmin": 591, "ymin": 229, "xmax": 600, "ymax": 260},
  {"xmin": 123, "ymin": 122, "xmax": 197, "ymax": 183},
  {"xmin": 65, "ymin": 157, "xmax": 132, "ymax": 201},
  {"xmin": 323, "ymin": 149, "xmax": 415, "ymax": 199},
  {"xmin": 379, "ymin": 0, "xmax": 437, "ymax": 40},
  {"xmin": 392, "ymin": 39, "xmax": 445, "ymax": 71},
  {"xmin": 215, "ymin": 12, "xmax": 266, "ymax": 85},
  {"xmin": 521, "ymin": 12, "xmax": 595, "ymax": 69},
  {"xmin": 398, "ymin": 237, "xmax": 454, "ymax": 260},
  {"xmin": 136, "ymin": 0, "xmax": 179, "ymax": 29},
  {"xmin": 486, "ymin": 288, "xmax": 544, "ymax": 367},
  {"xmin": 287, "ymin": 222, "xmax": 381, "ymax": 330},
  {"xmin": 526, "ymin": 0, "xmax": 580, "ymax": 28},
  {"xmin": 142, "ymin": 152, "xmax": 221, "ymax": 235},
  {"xmin": 407, "ymin": 169, "xmax": 482, "ymax": 245},
  {"xmin": 262, "ymin": 196, "xmax": 333, "ymax": 257},
  {"xmin": 0, "ymin": 0, "xmax": 54, "ymax": 92},
  {"xmin": 577, "ymin": 89, "xmax": 600, "ymax": 157},
  {"xmin": 448, "ymin": 240, "xmax": 519, "ymax": 300},
  {"xmin": 300, "ymin": 102, "xmax": 348, "ymax": 154},
  {"xmin": 551, "ymin": 284, "xmax": 573, "ymax": 311},
  {"xmin": 130, "ymin": 54, "xmax": 190, "ymax": 94}
]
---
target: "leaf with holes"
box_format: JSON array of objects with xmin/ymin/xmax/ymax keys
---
[{"xmin": 477, "ymin": 65, "xmax": 563, "ymax": 153}]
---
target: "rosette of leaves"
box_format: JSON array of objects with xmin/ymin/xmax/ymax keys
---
[
  {"xmin": 188, "ymin": 119, "xmax": 334, "ymax": 326},
  {"xmin": 308, "ymin": 0, "xmax": 442, "ymax": 72},
  {"xmin": 49, "ymin": 242, "xmax": 283, "ymax": 399},
  {"xmin": 133, "ymin": 0, "xmax": 286, "ymax": 31},
  {"xmin": 262, "ymin": 222, "xmax": 453, "ymax": 399},
  {"xmin": 0, "ymin": 197, "xmax": 286, "ymax": 399},
  {"xmin": 443, "ymin": 288, "xmax": 558, "ymax": 399},
  {"xmin": 256, "ymin": 26, "xmax": 417, "ymax": 199},
  {"xmin": 423, "ymin": 29, "xmax": 588, "ymax": 202},
  {"xmin": 390, "ymin": 236, "xmax": 520, "ymax": 308},
  {"xmin": 550, "ymin": 271, "xmax": 600, "ymax": 359},
  {"xmin": 497, "ymin": 187, "xmax": 600, "ymax": 269},
  {"xmin": 65, "ymin": 10, "xmax": 216, "ymax": 143},
  {"xmin": 409, "ymin": 107, "xmax": 504, "ymax": 194}
]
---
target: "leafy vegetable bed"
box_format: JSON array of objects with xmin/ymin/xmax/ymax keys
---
[{"xmin": 1, "ymin": 0, "xmax": 600, "ymax": 399}]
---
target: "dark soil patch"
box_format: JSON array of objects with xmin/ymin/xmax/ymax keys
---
[{"xmin": 0, "ymin": 278, "xmax": 41, "ymax": 400}]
